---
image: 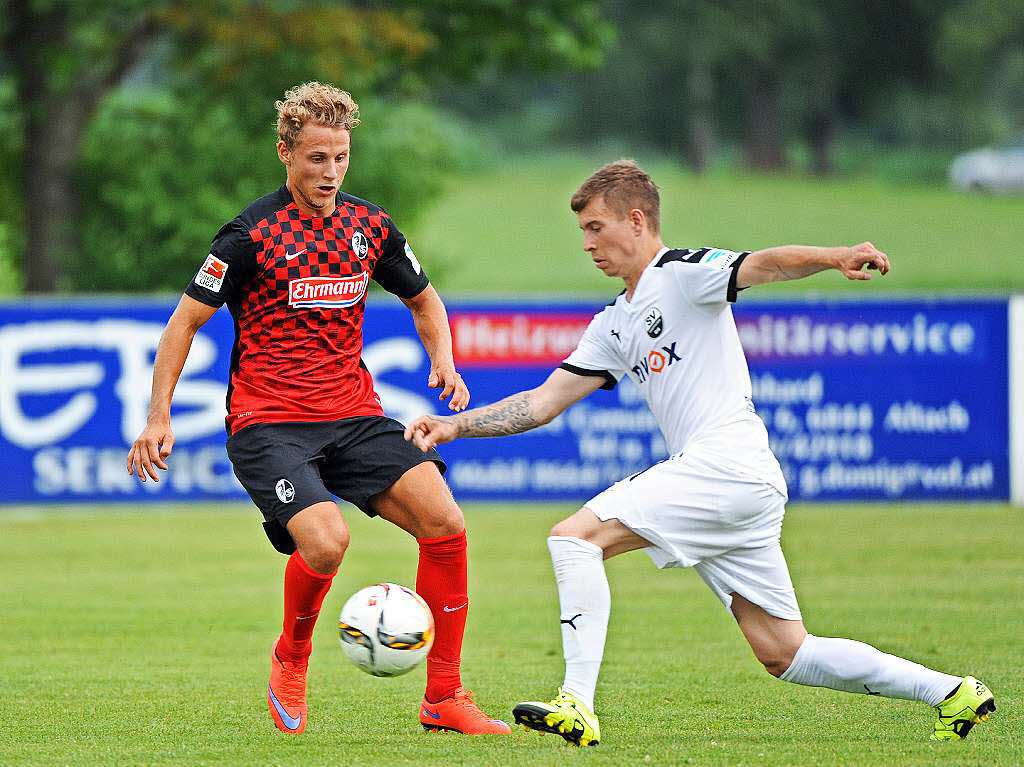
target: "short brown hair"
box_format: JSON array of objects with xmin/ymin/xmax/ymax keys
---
[
  {"xmin": 275, "ymin": 81, "xmax": 360, "ymax": 149},
  {"xmin": 571, "ymin": 160, "xmax": 660, "ymax": 233}
]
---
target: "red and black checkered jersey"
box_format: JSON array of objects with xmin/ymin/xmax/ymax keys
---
[{"xmin": 185, "ymin": 186, "xmax": 429, "ymax": 434}]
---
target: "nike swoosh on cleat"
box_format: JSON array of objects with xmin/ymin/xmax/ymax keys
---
[
  {"xmin": 422, "ymin": 707, "xmax": 441, "ymax": 720},
  {"xmin": 268, "ymin": 686, "xmax": 303, "ymax": 730},
  {"xmin": 443, "ymin": 603, "xmax": 467, "ymax": 613}
]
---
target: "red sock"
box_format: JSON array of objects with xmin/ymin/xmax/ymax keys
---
[
  {"xmin": 417, "ymin": 530, "xmax": 468, "ymax": 702},
  {"xmin": 276, "ymin": 551, "xmax": 335, "ymax": 664}
]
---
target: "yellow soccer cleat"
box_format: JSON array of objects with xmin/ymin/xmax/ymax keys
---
[
  {"xmin": 931, "ymin": 676, "xmax": 995, "ymax": 741},
  {"xmin": 513, "ymin": 688, "xmax": 601, "ymax": 747}
]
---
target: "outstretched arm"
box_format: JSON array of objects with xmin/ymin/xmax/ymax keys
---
[
  {"xmin": 404, "ymin": 368, "xmax": 605, "ymax": 451},
  {"xmin": 127, "ymin": 294, "xmax": 217, "ymax": 482},
  {"xmin": 401, "ymin": 285, "xmax": 469, "ymax": 411},
  {"xmin": 735, "ymin": 242, "xmax": 890, "ymax": 288}
]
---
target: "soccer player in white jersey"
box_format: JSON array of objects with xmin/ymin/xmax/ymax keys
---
[{"xmin": 404, "ymin": 160, "xmax": 995, "ymax": 745}]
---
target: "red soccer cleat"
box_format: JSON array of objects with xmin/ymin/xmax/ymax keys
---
[
  {"xmin": 420, "ymin": 687, "xmax": 512, "ymax": 735},
  {"xmin": 268, "ymin": 639, "xmax": 308, "ymax": 734}
]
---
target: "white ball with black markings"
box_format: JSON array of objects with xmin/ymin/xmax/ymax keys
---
[{"xmin": 337, "ymin": 583, "xmax": 434, "ymax": 677}]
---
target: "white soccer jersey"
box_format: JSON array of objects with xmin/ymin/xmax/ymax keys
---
[{"xmin": 563, "ymin": 246, "xmax": 786, "ymax": 492}]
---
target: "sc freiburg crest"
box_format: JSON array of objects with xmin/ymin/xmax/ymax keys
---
[
  {"xmin": 351, "ymin": 230, "xmax": 369, "ymax": 258},
  {"xmin": 644, "ymin": 307, "xmax": 663, "ymax": 338},
  {"xmin": 275, "ymin": 479, "xmax": 295, "ymax": 504}
]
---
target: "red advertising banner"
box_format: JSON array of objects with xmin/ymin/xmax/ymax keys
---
[{"xmin": 451, "ymin": 311, "xmax": 592, "ymax": 368}]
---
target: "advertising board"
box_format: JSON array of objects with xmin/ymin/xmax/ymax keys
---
[{"xmin": 0, "ymin": 297, "xmax": 1012, "ymax": 504}]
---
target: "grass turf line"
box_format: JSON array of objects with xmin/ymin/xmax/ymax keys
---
[{"xmin": 0, "ymin": 503, "xmax": 1020, "ymax": 765}]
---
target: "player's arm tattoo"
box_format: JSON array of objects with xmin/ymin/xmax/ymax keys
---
[{"xmin": 453, "ymin": 392, "xmax": 542, "ymax": 437}]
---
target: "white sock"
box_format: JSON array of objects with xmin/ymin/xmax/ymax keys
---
[
  {"xmin": 780, "ymin": 634, "xmax": 962, "ymax": 706},
  {"xmin": 547, "ymin": 535, "xmax": 610, "ymax": 712}
]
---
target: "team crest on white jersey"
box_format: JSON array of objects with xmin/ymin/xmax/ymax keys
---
[
  {"xmin": 351, "ymin": 231, "xmax": 369, "ymax": 258},
  {"xmin": 644, "ymin": 307, "xmax": 663, "ymax": 338}
]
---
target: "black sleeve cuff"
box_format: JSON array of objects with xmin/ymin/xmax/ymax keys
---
[
  {"xmin": 559, "ymin": 363, "xmax": 617, "ymax": 390},
  {"xmin": 726, "ymin": 252, "xmax": 750, "ymax": 303},
  {"xmin": 184, "ymin": 283, "xmax": 225, "ymax": 308},
  {"xmin": 392, "ymin": 272, "xmax": 430, "ymax": 300}
]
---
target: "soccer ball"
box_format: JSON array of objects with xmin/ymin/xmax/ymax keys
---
[{"xmin": 337, "ymin": 583, "xmax": 434, "ymax": 677}]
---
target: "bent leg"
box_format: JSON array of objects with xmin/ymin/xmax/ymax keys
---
[
  {"xmin": 730, "ymin": 592, "xmax": 807, "ymax": 676},
  {"xmin": 276, "ymin": 501, "xmax": 350, "ymax": 663},
  {"xmin": 548, "ymin": 508, "xmax": 651, "ymax": 711},
  {"xmin": 286, "ymin": 500, "xmax": 350, "ymax": 573},
  {"xmin": 732, "ymin": 593, "xmax": 961, "ymax": 705},
  {"xmin": 372, "ymin": 462, "xmax": 467, "ymax": 702},
  {"xmin": 552, "ymin": 506, "xmax": 652, "ymax": 558}
]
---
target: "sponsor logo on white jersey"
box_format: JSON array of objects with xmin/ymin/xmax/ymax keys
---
[
  {"xmin": 195, "ymin": 254, "xmax": 228, "ymax": 292},
  {"xmin": 288, "ymin": 273, "xmax": 369, "ymax": 308},
  {"xmin": 702, "ymin": 248, "xmax": 742, "ymax": 267},
  {"xmin": 630, "ymin": 340, "xmax": 682, "ymax": 383}
]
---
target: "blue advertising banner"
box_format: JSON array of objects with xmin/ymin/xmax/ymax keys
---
[{"xmin": 0, "ymin": 297, "xmax": 1010, "ymax": 504}]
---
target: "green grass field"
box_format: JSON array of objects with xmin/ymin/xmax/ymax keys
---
[
  {"xmin": 2, "ymin": 504, "xmax": 1020, "ymax": 766},
  {"xmin": 411, "ymin": 156, "xmax": 1024, "ymax": 296}
]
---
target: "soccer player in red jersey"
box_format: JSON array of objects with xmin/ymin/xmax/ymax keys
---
[{"xmin": 127, "ymin": 82, "xmax": 510, "ymax": 736}]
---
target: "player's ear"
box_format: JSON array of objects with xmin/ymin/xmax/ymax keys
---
[
  {"xmin": 630, "ymin": 208, "xmax": 645, "ymax": 235},
  {"xmin": 277, "ymin": 139, "xmax": 291, "ymax": 166}
]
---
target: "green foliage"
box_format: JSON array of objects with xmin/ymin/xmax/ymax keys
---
[
  {"xmin": 445, "ymin": 0, "xmax": 1017, "ymax": 175},
  {"xmin": 341, "ymin": 100, "xmax": 484, "ymax": 227},
  {"xmin": 937, "ymin": 0, "xmax": 1024, "ymax": 85},
  {"xmin": 73, "ymin": 87, "xmax": 478, "ymax": 292},
  {"xmin": 937, "ymin": 0, "xmax": 1024, "ymax": 136},
  {"xmin": 1, "ymin": 0, "xmax": 614, "ymax": 292},
  {"xmin": 862, "ymin": 87, "xmax": 1003, "ymax": 149},
  {"xmin": 0, "ymin": 76, "xmax": 23, "ymax": 294},
  {"xmin": 0, "ymin": 504, "xmax": 1020, "ymax": 764},
  {"xmin": 75, "ymin": 89, "xmax": 268, "ymax": 292},
  {"xmin": 162, "ymin": 0, "xmax": 613, "ymax": 94}
]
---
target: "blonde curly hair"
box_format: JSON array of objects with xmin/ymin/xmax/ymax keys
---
[{"xmin": 275, "ymin": 82, "xmax": 360, "ymax": 148}]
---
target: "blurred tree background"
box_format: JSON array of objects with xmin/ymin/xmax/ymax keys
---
[{"xmin": 0, "ymin": 0, "xmax": 1021, "ymax": 293}]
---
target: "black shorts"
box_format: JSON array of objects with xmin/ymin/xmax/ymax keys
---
[{"xmin": 226, "ymin": 416, "xmax": 445, "ymax": 552}]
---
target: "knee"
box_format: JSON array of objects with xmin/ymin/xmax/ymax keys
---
[
  {"xmin": 549, "ymin": 520, "xmax": 571, "ymax": 538},
  {"xmin": 301, "ymin": 526, "xmax": 350, "ymax": 573},
  {"xmin": 755, "ymin": 644, "xmax": 798, "ymax": 678},
  {"xmin": 761, "ymin": 656, "xmax": 792, "ymax": 678},
  {"xmin": 417, "ymin": 504, "xmax": 465, "ymax": 539},
  {"xmin": 437, "ymin": 505, "xmax": 465, "ymax": 536},
  {"xmin": 550, "ymin": 509, "xmax": 587, "ymax": 539}
]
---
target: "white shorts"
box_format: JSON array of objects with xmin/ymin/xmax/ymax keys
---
[{"xmin": 585, "ymin": 449, "xmax": 801, "ymax": 621}]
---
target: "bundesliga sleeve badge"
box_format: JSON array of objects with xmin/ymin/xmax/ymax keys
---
[{"xmin": 195, "ymin": 254, "xmax": 228, "ymax": 292}]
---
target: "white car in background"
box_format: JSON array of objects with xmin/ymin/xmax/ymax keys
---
[{"xmin": 950, "ymin": 135, "xmax": 1024, "ymax": 193}]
